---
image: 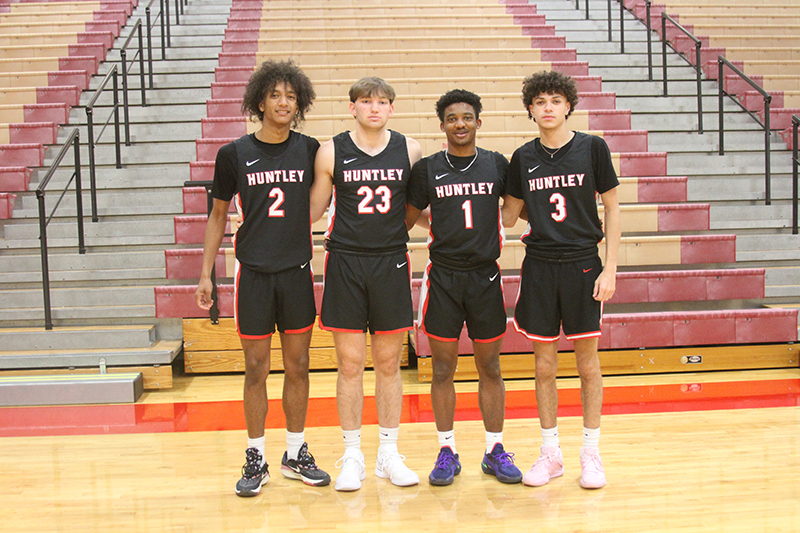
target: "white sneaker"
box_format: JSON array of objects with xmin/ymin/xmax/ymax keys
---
[
  {"xmin": 335, "ymin": 450, "xmax": 366, "ymax": 492},
  {"xmin": 375, "ymin": 452, "xmax": 420, "ymax": 487}
]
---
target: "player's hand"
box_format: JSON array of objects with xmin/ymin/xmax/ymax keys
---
[
  {"xmin": 195, "ymin": 278, "xmax": 214, "ymax": 310},
  {"xmin": 592, "ymin": 268, "xmax": 616, "ymax": 302}
]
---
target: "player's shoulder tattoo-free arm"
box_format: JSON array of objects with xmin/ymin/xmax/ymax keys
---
[{"xmin": 309, "ymin": 139, "xmax": 335, "ymax": 223}]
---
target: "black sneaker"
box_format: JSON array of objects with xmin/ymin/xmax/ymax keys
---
[
  {"xmin": 281, "ymin": 442, "xmax": 331, "ymax": 486},
  {"xmin": 235, "ymin": 447, "xmax": 269, "ymax": 497}
]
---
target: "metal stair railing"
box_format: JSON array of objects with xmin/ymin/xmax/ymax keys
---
[
  {"xmin": 717, "ymin": 56, "xmax": 773, "ymax": 205},
  {"xmin": 36, "ymin": 129, "xmax": 84, "ymax": 330}
]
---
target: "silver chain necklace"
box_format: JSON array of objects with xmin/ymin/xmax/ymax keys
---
[
  {"xmin": 540, "ymin": 143, "xmax": 563, "ymax": 159},
  {"xmin": 444, "ymin": 150, "xmax": 479, "ymax": 172}
]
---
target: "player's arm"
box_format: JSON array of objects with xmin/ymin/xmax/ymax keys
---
[
  {"xmin": 594, "ymin": 186, "xmax": 621, "ymax": 302},
  {"xmin": 405, "ymin": 205, "xmax": 424, "ymax": 230},
  {"xmin": 309, "ymin": 139, "xmax": 335, "ymax": 223},
  {"xmin": 406, "ymin": 136, "xmax": 423, "ymax": 167},
  {"xmin": 195, "ymin": 198, "xmax": 232, "ymax": 310},
  {"xmin": 501, "ymin": 194, "xmax": 525, "ymax": 227}
]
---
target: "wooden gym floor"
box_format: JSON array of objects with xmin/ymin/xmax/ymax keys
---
[{"xmin": 1, "ymin": 366, "xmax": 798, "ymax": 532}]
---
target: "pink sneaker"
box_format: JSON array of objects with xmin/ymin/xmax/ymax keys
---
[
  {"xmin": 579, "ymin": 447, "xmax": 606, "ymax": 489},
  {"xmin": 522, "ymin": 445, "xmax": 564, "ymax": 487}
]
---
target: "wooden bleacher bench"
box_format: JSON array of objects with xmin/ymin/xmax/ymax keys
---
[
  {"xmin": 229, "ymin": 2, "xmax": 535, "ymax": 17},
  {"xmin": 226, "ymin": 12, "xmax": 547, "ymax": 29},
  {"xmin": 0, "ymin": 19, "xmax": 121, "ymax": 36},
  {"xmin": 0, "ymin": 30, "xmax": 115, "ymax": 49}
]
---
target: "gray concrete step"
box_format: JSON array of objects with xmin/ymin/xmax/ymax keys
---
[
  {"xmin": 1, "ymin": 324, "xmax": 155, "ymax": 351},
  {"xmin": 0, "ymin": 339, "xmax": 182, "ymax": 369},
  {"xmin": 12, "ymin": 189, "xmax": 183, "ymax": 219},
  {"xmin": 0, "ymin": 373, "xmax": 143, "ymax": 406}
]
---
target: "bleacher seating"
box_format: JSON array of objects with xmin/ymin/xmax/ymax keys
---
[
  {"xmin": 153, "ymin": 0, "xmax": 798, "ymax": 380},
  {"xmin": 0, "ymin": 0, "xmax": 129, "ymax": 219}
]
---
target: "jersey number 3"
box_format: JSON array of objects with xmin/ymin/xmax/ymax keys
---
[
  {"xmin": 357, "ymin": 185, "xmax": 392, "ymax": 214},
  {"xmin": 550, "ymin": 192, "xmax": 566, "ymax": 222}
]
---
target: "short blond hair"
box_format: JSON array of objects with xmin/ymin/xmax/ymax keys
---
[{"xmin": 348, "ymin": 77, "xmax": 396, "ymax": 103}]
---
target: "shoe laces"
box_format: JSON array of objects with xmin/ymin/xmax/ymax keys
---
[
  {"xmin": 377, "ymin": 452, "xmax": 406, "ymax": 470},
  {"xmin": 336, "ymin": 452, "xmax": 365, "ymax": 470},
  {"xmin": 434, "ymin": 452, "xmax": 458, "ymax": 470},
  {"xmin": 296, "ymin": 442, "xmax": 320, "ymax": 470},
  {"xmin": 242, "ymin": 448, "xmax": 264, "ymax": 478},
  {"xmin": 491, "ymin": 449, "xmax": 516, "ymax": 467},
  {"xmin": 582, "ymin": 451, "xmax": 603, "ymax": 473}
]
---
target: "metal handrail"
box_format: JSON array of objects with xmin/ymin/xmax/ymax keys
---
[
  {"xmin": 85, "ymin": 65, "xmax": 122, "ymax": 222},
  {"xmin": 645, "ymin": 0, "xmax": 653, "ymax": 80},
  {"xmin": 36, "ymin": 129, "xmax": 84, "ymax": 330},
  {"xmin": 576, "ymin": 0, "xmax": 588, "ymax": 20},
  {"xmin": 186, "ymin": 179, "xmax": 231, "ymax": 324},
  {"xmin": 119, "ymin": 18, "xmax": 147, "ymax": 146},
  {"xmin": 717, "ymin": 56, "xmax": 772, "ymax": 205},
  {"xmin": 661, "ymin": 12, "xmax": 704, "ymax": 133},
  {"xmin": 792, "ymin": 116, "xmax": 799, "ymax": 234},
  {"xmin": 145, "ymin": 0, "xmax": 169, "ymax": 60}
]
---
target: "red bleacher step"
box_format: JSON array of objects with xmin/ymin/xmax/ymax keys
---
[
  {"xmin": 0, "ymin": 192, "xmax": 17, "ymax": 219},
  {"xmin": 154, "ymin": 268, "xmax": 766, "ymax": 319},
  {"xmin": 0, "ymin": 166, "xmax": 32, "ymax": 191},
  {"xmin": 0, "ymin": 142, "xmax": 45, "ymax": 166},
  {"xmin": 414, "ymin": 309, "xmax": 798, "ymax": 356},
  {"xmin": 3, "ymin": 122, "xmax": 59, "ymax": 144}
]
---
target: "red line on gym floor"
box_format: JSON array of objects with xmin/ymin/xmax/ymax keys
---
[{"xmin": 1, "ymin": 379, "xmax": 798, "ymax": 438}]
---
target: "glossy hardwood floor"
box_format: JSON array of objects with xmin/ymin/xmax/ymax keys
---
[{"xmin": 1, "ymin": 368, "xmax": 798, "ymax": 532}]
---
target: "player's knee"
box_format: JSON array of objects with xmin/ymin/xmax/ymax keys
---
[
  {"xmin": 534, "ymin": 357, "xmax": 558, "ymax": 381},
  {"xmin": 244, "ymin": 357, "xmax": 270, "ymax": 383},
  {"xmin": 431, "ymin": 360, "xmax": 457, "ymax": 383},
  {"xmin": 476, "ymin": 358, "xmax": 502, "ymax": 381}
]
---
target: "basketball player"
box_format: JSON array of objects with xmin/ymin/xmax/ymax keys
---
[
  {"xmin": 501, "ymin": 71, "xmax": 621, "ymax": 489},
  {"xmin": 195, "ymin": 60, "xmax": 330, "ymax": 496},
  {"xmin": 309, "ymin": 77, "xmax": 423, "ymax": 491},
  {"xmin": 405, "ymin": 89, "xmax": 522, "ymax": 486}
]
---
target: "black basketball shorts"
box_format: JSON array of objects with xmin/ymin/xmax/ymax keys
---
[
  {"xmin": 513, "ymin": 254, "xmax": 604, "ymax": 342},
  {"xmin": 418, "ymin": 261, "xmax": 507, "ymax": 343},
  {"xmin": 234, "ymin": 261, "xmax": 316, "ymax": 339},
  {"xmin": 319, "ymin": 250, "xmax": 413, "ymax": 334}
]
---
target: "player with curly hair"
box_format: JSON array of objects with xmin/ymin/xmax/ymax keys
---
[
  {"xmin": 195, "ymin": 59, "xmax": 330, "ymax": 496},
  {"xmin": 503, "ymin": 70, "xmax": 621, "ymax": 490}
]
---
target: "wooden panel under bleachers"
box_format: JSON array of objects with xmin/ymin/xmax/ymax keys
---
[{"xmin": 182, "ymin": 318, "xmax": 409, "ymax": 373}]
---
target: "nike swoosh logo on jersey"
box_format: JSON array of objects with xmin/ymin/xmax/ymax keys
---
[
  {"xmin": 489, "ymin": 273, "xmax": 499, "ymax": 282},
  {"xmin": 583, "ymin": 268, "xmax": 592, "ymax": 273},
  {"xmin": 300, "ymin": 262, "xmax": 309, "ymax": 269},
  {"xmin": 343, "ymin": 158, "xmax": 358, "ymax": 164},
  {"xmin": 528, "ymin": 165, "xmax": 540, "ymax": 173},
  {"xmin": 397, "ymin": 262, "xmax": 408, "ymax": 269},
  {"xmin": 246, "ymin": 159, "xmax": 259, "ymax": 167},
  {"xmin": 434, "ymin": 173, "xmax": 449, "ymax": 180}
]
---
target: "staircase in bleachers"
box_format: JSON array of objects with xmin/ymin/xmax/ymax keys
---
[{"xmin": 155, "ymin": 0, "xmax": 797, "ymax": 382}]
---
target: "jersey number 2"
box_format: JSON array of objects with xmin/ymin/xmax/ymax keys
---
[
  {"xmin": 357, "ymin": 185, "xmax": 391, "ymax": 214},
  {"xmin": 268, "ymin": 188, "xmax": 284, "ymax": 217},
  {"xmin": 550, "ymin": 192, "xmax": 566, "ymax": 222}
]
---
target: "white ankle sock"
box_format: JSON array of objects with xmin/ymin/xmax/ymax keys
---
[
  {"xmin": 286, "ymin": 430, "xmax": 304, "ymax": 460},
  {"xmin": 541, "ymin": 426, "xmax": 559, "ymax": 448},
  {"xmin": 247, "ymin": 435, "xmax": 266, "ymax": 466},
  {"xmin": 342, "ymin": 429, "xmax": 361, "ymax": 454},
  {"xmin": 485, "ymin": 431, "xmax": 503, "ymax": 454},
  {"xmin": 378, "ymin": 426, "xmax": 399, "ymax": 455},
  {"xmin": 583, "ymin": 426, "xmax": 600, "ymax": 449},
  {"xmin": 438, "ymin": 430, "xmax": 456, "ymax": 453}
]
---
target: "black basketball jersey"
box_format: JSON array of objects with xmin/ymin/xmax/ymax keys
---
[
  {"xmin": 506, "ymin": 131, "xmax": 619, "ymax": 258},
  {"xmin": 326, "ymin": 130, "xmax": 411, "ymax": 253},
  {"xmin": 211, "ymin": 131, "xmax": 319, "ymax": 273},
  {"xmin": 407, "ymin": 148, "xmax": 508, "ymax": 270}
]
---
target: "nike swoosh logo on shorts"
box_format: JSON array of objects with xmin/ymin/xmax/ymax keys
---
[
  {"xmin": 397, "ymin": 262, "xmax": 408, "ymax": 268},
  {"xmin": 246, "ymin": 159, "xmax": 259, "ymax": 166},
  {"xmin": 344, "ymin": 158, "xmax": 358, "ymax": 164},
  {"xmin": 300, "ymin": 262, "xmax": 309, "ymax": 269},
  {"xmin": 435, "ymin": 173, "xmax": 449, "ymax": 180},
  {"xmin": 489, "ymin": 273, "xmax": 499, "ymax": 281},
  {"xmin": 528, "ymin": 165, "xmax": 540, "ymax": 173},
  {"xmin": 583, "ymin": 268, "xmax": 592, "ymax": 273}
]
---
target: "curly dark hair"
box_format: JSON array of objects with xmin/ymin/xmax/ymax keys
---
[
  {"xmin": 435, "ymin": 89, "xmax": 483, "ymax": 122},
  {"xmin": 521, "ymin": 70, "xmax": 579, "ymax": 120},
  {"xmin": 241, "ymin": 59, "xmax": 315, "ymax": 128}
]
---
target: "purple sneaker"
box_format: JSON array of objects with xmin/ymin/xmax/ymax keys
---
[
  {"xmin": 481, "ymin": 443, "xmax": 522, "ymax": 484},
  {"xmin": 429, "ymin": 446, "xmax": 461, "ymax": 486}
]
